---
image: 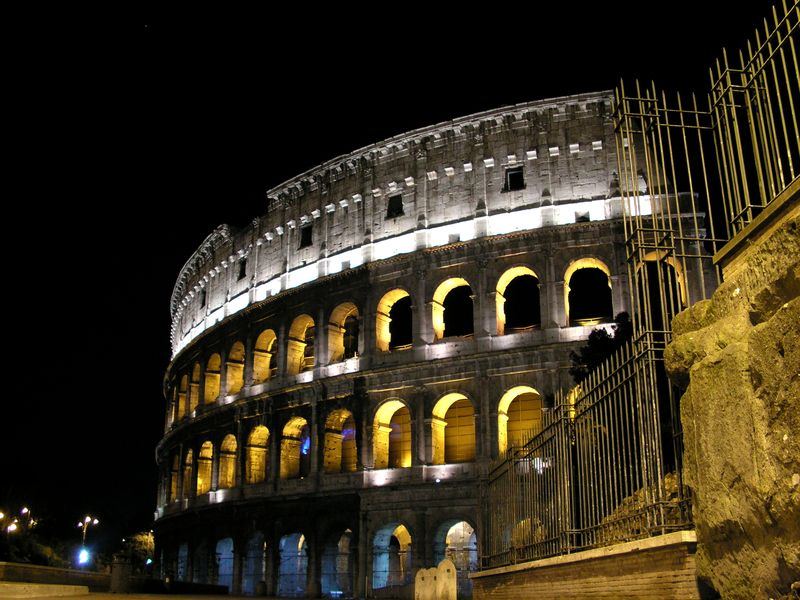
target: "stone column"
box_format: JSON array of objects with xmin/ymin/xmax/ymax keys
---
[
  {"xmin": 413, "ymin": 266, "xmax": 430, "ymax": 345},
  {"xmin": 211, "ymin": 436, "xmax": 221, "ymax": 492},
  {"xmin": 231, "ymin": 538, "xmax": 244, "ymax": 595},
  {"xmin": 189, "ymin": 444, "xmax": 199, "ymax": 500},
  {"xmin": 310, "ymin": 398, "xmax": 320, "ymax": 477},
  {"xmin": 305, "ymin": 530, "xmax": 321, "ymax": 598},
  {"xmin": 266, "ymin": 529, "xmax": 280, "ymax": 597},
  {"xmin": 356, "ymin": 511, "xmax": 368, "ymax": 598},
  {"xmin": 413, "ymin": 390, "xmax": 426, "ymax": 467},
  {"xmin": 243, "ymin": 333, "xmax": 255, "ymax": 388},
  {"xmin": 218, "ymin": 347, "xmax": 229, "ymax": 402},
  {"xmin": 235, "ymin": 416, "xmax": 245, "ymax": 488},
  {"xmin": 315, "ymin": 306, "xmax": 328, "ymax": 372},
  {"xmin": 176, "ymin": 442, "xmax": 185, "ymax": 502},
  {"xmin": 277, "ymin": 322, "xmax": 288, "ymax": 376}
]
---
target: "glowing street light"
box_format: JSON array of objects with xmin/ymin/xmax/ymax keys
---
[
  {"xmin": 7, "ymin": 523, "xmax": 18, "ymax": 533},
  {"xmin": 78, "ymin": 548, "xmax": 90, "ymax": 565},
  {"xmin": 77, "ymin": 515, "xmax": 100, "ymax": 545}
]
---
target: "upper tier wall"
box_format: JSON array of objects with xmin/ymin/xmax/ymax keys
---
[{"xmin": 170, "ymin": 91, "xmax": 633, "ymax": 357}]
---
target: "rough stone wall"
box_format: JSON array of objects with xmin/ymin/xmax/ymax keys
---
[{"xmin": 665, "ymin": 213, "xmax": 800, "ymax": 599}]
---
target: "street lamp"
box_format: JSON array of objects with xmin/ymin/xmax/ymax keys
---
[{"xmin": 77, "ymin": 515, "xmax": 100, "ymax": 545}]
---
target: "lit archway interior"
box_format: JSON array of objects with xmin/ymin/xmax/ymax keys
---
[
  {"xmin": 328, "ymin": 302, "xmax": 360, "ymax": 363},
  {"xmin": 564, "ymin": 258, "xmax": 613, "ymax": 326},
  {"xmin": 215, "ymin": 537, "xmax": 234, "ymax": 591},
  {"xmin": 246, "ymin": 425, "xmax": 270, "ymax": 484},
  {"xmin": 204, "ymin": 354, "xmax": 221, "ymax": 404},
  {"xmin": 253, "ymin": 329, "xmax": 278, "ymax": 384},
  {"xmin": 176, "ymin": 543, "xmax": 189, "ymax": 582},
  {"xmin": 376, "ymin": 289, "xmax": 412, "ymax": 352},
  {"xmin": 189, "ymin": 363, "xmax": 201, "ymax": 413},
  {"xmin": 496, "ymin": 266, "xmax": 541, "ymax": 335},
  {"xmin": 372, "ymin": 523, "xmax": 412, "ymax": 590},
  {"xmin": 373, "ymin": 400, "xmax": 411, "ymax": 469},
  {"xmin": 432, "ymin": 277, "xmax": 473, "ymax": 340},
  {"xmin": 242, "ymin": 531, "xmax": 267, "ymax": 596},
  {"xmin": 498, "ymin": 386, "xmax": 543, "ymax": 454},
  {"xmin": 226, "ymin": 341, "xmax": 245, "ymax": 395},
  {"xmin": 636, "ymin": 251, "xmax": 688, "ymax": 332},
  {"xmin": 321, "ymin": 529, "xmax": 354, "ymax": 598},
  {"xmin": 433, "ymin": 520, "xmax": 478, "ymax": 598},
  {"xmin": 169, "ymin": 454, "xmax": 180, "ymax": 503},
  {"xmin": 278, "ymin": 532, "xmax": 307, "ymax": 598},
  {"xmin": 287, "ymin": 315, "xmax": 315, "ymax": 375},
  {"xmin": 280, "ymin": 417, "xmax": 310, "ymax": 480},
  {"xmin": 182, "ymin": 449, "xmax": 193, "ymax": 500},
  {"xmin": 196, "ymin": 441, "xmax": 213, "ymax": 495},
  {"xmin": 431, "ymin": 393, "xmax": 476, "ymax": 465},
  {"xmin": 177, "ymin": 375, "xmax": 188, "ymax": 420},
  {"xmin": 323, "ymin": 409, "xmax": 357, "ymax": 474},
  {"xmin": 218, "ymin": 434, "xmax": 237, "ymax": 489}
]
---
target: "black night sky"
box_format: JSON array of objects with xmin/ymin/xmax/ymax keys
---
[{"xmin": 1, "ymin": 4, "xmax": 775, "ymax": 554}]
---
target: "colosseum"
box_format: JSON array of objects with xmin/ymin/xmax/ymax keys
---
[{"xmin": 154, "ymin": 89, "xmax": 710, "ymax": 598}]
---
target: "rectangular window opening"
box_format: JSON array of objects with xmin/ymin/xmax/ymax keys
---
[
  {"xmin": 237, "ymin": 259, "xmax": 247, "ymax": 281},
  {"xmin": 386, "ymin": 194, "xmax": 404, "ymax": 219},
  {"xmin": 504, "ymin": 166, "xmax": 525, "ymax": 192},
  {"xmin": 200, "ymin": 289, "xmax": 207, "ymax": 307},
  {"xmin": 299, "ymin": 225, "xmax": 313, "ymax": 249}
]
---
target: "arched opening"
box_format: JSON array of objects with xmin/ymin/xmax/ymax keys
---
[
  {"xmin": 245, "ymin": 425, "xmax": 270, "ymax": 484},
  {"xmin": 189, "ymin": 363, "xmax": 201, "ymax": 414},
  {"xmin": 432, "ymin": 278, "xmax": 474, "ymax": 340},
  {"xmin": 182, "ymin": 449, "xmax": 193, "ymax": 500},
  {"xmin": 196, "ymin": 441, "xmax": 213, "ymax": 495},
  {"xmin": 372, "ymin": 524, "xmax": 412, "ymax": 591},
  {"xmin": 226, "ymin": 341, "xmax": 245, "ymax": 395},
  {"xmin": 280, "ymin": 417, "xmax": 310, "ymax": 480},
  {"xmin": 321, "ymin": 529, "xmax": 354, "ymax": 598},
  {"xmin": 242, "ymin": 531, "xmax": 267, "ymax": 596},
  {"xmin": 177, "ymin": 375, "xmax": 188, "ymax": 419},
  {"xmin": 328, "ymin": 302, "xmax": 360, "ymax": 363},
  {"xmin": 373, "ymin": 401, "xmax": 411, "ymax": 470},
  {"xmin": 564, "ymin": 258, "xmax": 613, "ymax": 326},
  {"xmin": 433, "ymin": 520, "xmax": 478, "ymax": 599},
  {"xmin": 376, "ymin": 289, "xmax": 412, "ymax": 351},
  {"xmin": 169, "ymin": 454, "xmax": 180, "ymax": 503},
  {"xmin": 218, "ymin": 434, "xmax": 237, "ymax": 489},
  {"xmin": 204, "ymin": 354, "xmax": 221, "ymax": 404},
  {"xmin": 278, "ymin": 532, "xmax": 307, "ymax": 598},
  {"xmin": 192, "ymin": 540, "xmax": 209, "ymax": 583},
  {"xmin": 496, "ymin": 266, "xmax": 541, "ymax": 335},
  {"xmin": 215, "ymin": 537, "xmax": 234, "ymax": 591},
  {"xmin": 287, "ymin": 315, "xmax": 315, "ymax": 375},
  {"xmin": 176, "ymin": 543, "xmax": 189, "ymax": 582},
  {"xmin": 498, "ymin": 386, "xmax": 543, "ymax": 454},
  {"xmin": 253, "ymin": 329, "xmax": 277, "ymax": 384},
  {"xmin": 431, "ymin": 393, "xmax": 476, "ymax": 465},
  {"xmin": 324, "ymin": 409, "xmax": 358, "ymax": 474},
  {"xmin": 636, "ymin": 252, "xmax": 687, "ymax": 333}
]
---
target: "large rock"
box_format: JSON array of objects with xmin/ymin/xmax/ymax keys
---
[{"xmin": 664, "ymin": 214, "xmax": 800, "ymax": 599}]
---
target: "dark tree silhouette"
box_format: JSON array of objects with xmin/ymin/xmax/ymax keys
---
[{"xmin": 569, "ymin": 312, "xmax": 633, "ymax": 384}]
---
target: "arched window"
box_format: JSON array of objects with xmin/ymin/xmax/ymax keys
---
[
  {"xmin": 204, "ymin": 354, "xmax": 221, "ymax": 404},
  {"xmin": 177, "ymin": 375, "xmax": 188, "ymax": 419},
  {"xmin": 328, "ymin": 302, "xmax": 360, "ymax": 363},
  {"xmin": 215, "ymin": 537, "xmax": 234, "ymax": 591},
  {"xmin": 218, "ymin": 434, "xmax": 237, "ymax": 489},
  {"xmin": 636, "ymin": 251, "xmax": 688, "ymax": 333},
  {"xmin": 197, "ymin": 441, "xmax": 213, "ymax": 495},
  {"xmin": 287, "ymin": 315, "xmax": 315, "ymax": 375},
  {"xmin": 376, "ymin": 289, "xmax": 412, "ymax": 351},
  {"xmin": 280, "ymin": 417, "xmax": 310, "ymax": 479},
  {"xmin": 431, "ymin": 393, "xmax": 476, "ymax": 465},
  {"xmin": 433, "ymin": 520, "xmax": 478, "ymax": 598},
  {"xmin": 278, "ymin": 533, "xmax": 307, "ymax": 598},
  {"xmin": 497, "ymin": 386, "xmax": 543, "ymax": 454},
  {"xmin": 323, "ymin": 409, "xmax": 358, "ymax": 473},
  {"xmin": 496, "ymin": 266, "xmax": 541, "ymax": 335},
  {"xmin": 226, "ymin": 341, "xmax": 245, "ymax": 395},
  {"xmin": 373, "ymin": 401, "xmax": 411, "ymax": 469},
  {"xmin": 169, "ymin": 454, "xmax": 180, "ymax": 503},
  {"xmin": 564, "ymin": 258, "xmax": 613, "ymax": 326},
  {"xmin": 432, "ymin": 278, "xmax": 473, "ymax": 340},
  {"xmin": 372, "ymin": 524, "xmax": 412, "ymax": 590},
  {"xmin": 321, "ymin": 529, "xmax": 354, "ymax": 598},
  {"xmin": 189, "ymin": 363, "xmax": 201, "ymax": 414},
  {"xmin": 245, "ymin": 425, "xmax": 270, "ymax": 484},
  {"xmin": 182, "ymin": 449, "xmax": 193, "ymax": 500},
  {"xmin": 253, "ymin": 329, "xmax": 277, "ymax": 384}
]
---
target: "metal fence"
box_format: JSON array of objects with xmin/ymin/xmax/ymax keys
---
[{"xmin": 482, "ymin": 1, "xmax": 798, "ymax": 570}]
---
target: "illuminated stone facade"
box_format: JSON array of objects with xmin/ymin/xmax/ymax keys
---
[{"xmin": 154, "ymin": 90, "xmax": 711, "ymax": 598}]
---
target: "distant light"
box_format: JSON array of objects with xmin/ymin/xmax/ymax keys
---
[
  {"xmin": 93, "ymin": 519, "xmax": 99, "ymax": 525},
  {"xmin": 435, "ymin": 478, "xmax": 441, "ymax": 483},
  {"xmin": 145, "ymin": 558, "xmax": 153, "ymax": 566},
  {"xmin": 77, "ymin": 522, "xmax": 83, "ymax": 528},
  {"xmin": 84, "ymin": 516, "xmax": 91, "ymax": 523},
  {"xmin": 0, "ymin": 512, "xmax": 4, "ymax": 520},
  {"xmin": 7, "ymin": 523, "xmax": 18, "ymax": 533},
  {"xmin": 21, "ymin": 507, "xmax": 29, "ymax": 515},
  {"xmin": 122, "ymin": 538, "xmax": 126, "ymax": 542},
  {"xmin": 78, "ymin": 548, "xmax": 90, "ymax": 565}
]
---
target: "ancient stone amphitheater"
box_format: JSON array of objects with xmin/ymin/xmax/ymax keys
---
[{"xmin": 155, "ymin": 90, "xmax": 645, "ymax": 598}]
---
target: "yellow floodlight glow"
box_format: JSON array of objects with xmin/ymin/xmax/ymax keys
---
[{"xmin": 7, "ymin": 523, "xmax": 18, "ymax": 533}]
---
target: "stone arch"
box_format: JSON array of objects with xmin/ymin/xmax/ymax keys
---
[
  {"xmin": 245, "ymin": 425, "xmax": 270, "ymax": 484},
  {"xmin": 564, "ymin": 257, "xmax": 613, "ymax": 326},
  {"xmin": 204, "ymin": 354, "xmax": 221, "ymax": 404},
  {"xmin": 182, "ymin": 449, "xmax": 193, "ymax": 500},
  {"xmin": 215, "ymin": 537, "xmax": 234, "ymax": 591},
  {"xmin": 253, "ymin": 329, "xmax": 278, "ymax": 384},
  {"xmin": 197, "ymin": 441, "xmax": 213, "ymax": 495},
  {"xmin": 278, "ymin": 532, "xmax": 307, "ymax": 598},
  {"xmin": 323, "ymin": 408, "xmax": 358, "ymax": 474},
  {"xmin": 432, "ymin": 519, "xmax": 478, "ymax": 599},
  {"xmin": 287, "ymin": 314, "xmax": 315, "ymax": 375},
  {"xmin": 177, "ymin": 375, "xmax": 188, "ymax": 420},
  {"xmin": 321, "ymin": 528, "xmax": 355, "ymax": 598},
  {"xmin": 218, "ymin": 434, "xmax": 237, "ymax": 489},
  {"xmin": 280, "ymin": 417, "xmax": 310, "ymax": 479},
  {"xmin": 372, "ymin": 523, "xmax": 413, "ymax": 591},
  {"xmin": 376, "ymin": 288, "xmax": 412, "ymax": 351},
  {"xmin": 636, "ymin": 251, "xmax": 688, "ymax": 332},
  {"xmin": 498, "ymin": 386, "xmax": 543, "ymax": 454},
  {"xmin": 496, "ymin": 266, "xmax": 541, "ymax": 335},
  {"xmin": 225, "ymin": 341, "xmax": 245, "ymax": 395},
  {"xmin": 328, "ymin": 302, "xmax": 360, "ymax": 363},
  {"xmin": 431, "ymin": 393, "xmax": 476, "ymax": 465},
  {"xmin": 189, "ymin": 363, "xmax": 201, "ymax": 413},
  {"xmin": 432, "ymin": 277, "xmax": 474, "ymax": 340},
  {"xmin": 373, "ymin": 400, "xmax": 412, "ymax": 469}
]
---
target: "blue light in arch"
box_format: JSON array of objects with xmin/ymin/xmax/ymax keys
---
[{"xmin": 301, "ymin": 436, "xmax": 310, "ymax": 455}]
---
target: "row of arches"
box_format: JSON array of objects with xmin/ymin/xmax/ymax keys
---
[
  {"xmin": 167, "ymin": 387, "xmax": 543, "ymax": 503},
  {"xmin": 170, "ymin": 260, "xmax": 616, "ymax": 425},
  {"xmin": 169, "ymin": 519, "xmax": 477, "ymax": 598}
]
